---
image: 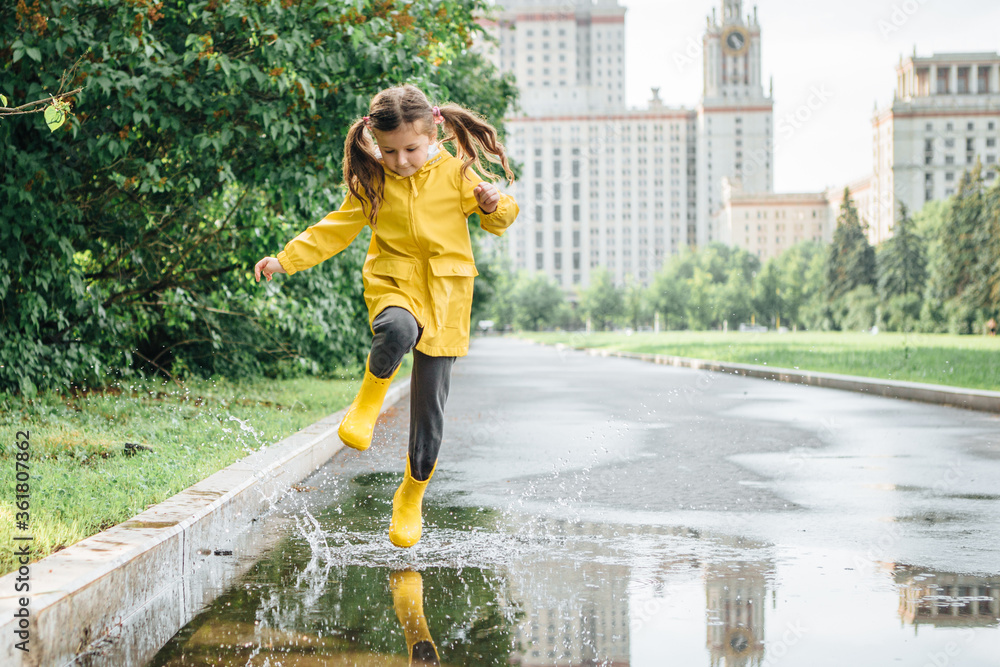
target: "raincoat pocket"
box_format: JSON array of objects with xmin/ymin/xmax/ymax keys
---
[
  {"xmin": 363, "ymin": 256, "xmax": 418, "ymax": 313},
  {"xmin": 427, "ymin": 257, "xmax": 479, "ymax": 331},
  {"xmin": 369, "ymin": 256, "xmax": 416, "ymax": 281}
]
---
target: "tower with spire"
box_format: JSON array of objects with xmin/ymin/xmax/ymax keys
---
[{"xmin": 695, "ymin": 1, "xmax": 774, "ymax": 246}]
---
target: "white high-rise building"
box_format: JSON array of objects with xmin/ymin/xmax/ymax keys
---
[
  {"xmin": 486, "ymin": 0, "xmax": 627, "ymax": 116},
  {"xmin": 872, "ymin": 51, "xmax": 1000, "ymax": 242},
  {"xmin": 483, "ymin": 0, "xmax": 774, "ymax": 291},
  {"xmin": 697, "ymin": 0, "xmax": 774, "ymax": 245}
]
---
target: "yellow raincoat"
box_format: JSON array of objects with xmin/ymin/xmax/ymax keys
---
[{"xmin": 276, "ymin": 147, "xmax": 519, "ymax": 357}]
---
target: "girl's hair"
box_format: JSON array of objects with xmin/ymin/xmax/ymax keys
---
[{"xmin": 343, "ymin": 84, "xmax": 515, "ymax": 226}]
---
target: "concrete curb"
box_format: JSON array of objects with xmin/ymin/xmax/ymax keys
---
[
  {"xmin": 0, "ymin": 379, "xmax": 410, "ymax": 667},
  {"xmin": 550, "ymin": 343, "xmax": 1000, "ymax": 414}
]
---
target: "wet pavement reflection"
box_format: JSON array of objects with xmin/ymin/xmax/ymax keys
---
[{"xmin": 142, "ymin": 339, "xmax": 999, "ymax": 666}]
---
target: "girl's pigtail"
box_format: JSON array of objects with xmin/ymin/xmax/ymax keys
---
[
  {"xmin": 343, "ymin": 118, "xmax": 385, "ymax": 227},
  {"xmin": 438, "ymin": 104, "xmax": 515, "ymax": 184}
]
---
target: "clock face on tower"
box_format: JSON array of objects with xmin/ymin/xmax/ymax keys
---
[{"xmin": 722, "ymin": 27, "xmax": 749, "ymax": 56}]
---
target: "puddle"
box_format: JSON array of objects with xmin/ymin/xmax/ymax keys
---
[{"xmin": 143, "ymin": 470, "xmax": 1000, "ymax": 666}]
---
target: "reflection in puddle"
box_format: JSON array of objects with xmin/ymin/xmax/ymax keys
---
[
  {"xmin": 895, "ymin": 567, "xmax": 1000, "ymax": 628},
  {"xmin": 145, "ymin": 471, "xmax": 1000, "ymax": 666},
  {"xmin": 705, "ymin": 560, "xmax": 768, "ymax": 666}
]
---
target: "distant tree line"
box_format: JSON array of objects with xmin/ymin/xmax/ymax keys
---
[{"xmin": 487, "ymin": 163, "xmax": 1000, "ymax": 335}]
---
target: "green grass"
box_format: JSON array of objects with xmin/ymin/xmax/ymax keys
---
[
  {"xmin": 519, "ymin": 331, "xmax": 1000, "ymax": 392},
  {"xmin": 0, "ymin": 359, "xmax": 411, "ymax": 576}
]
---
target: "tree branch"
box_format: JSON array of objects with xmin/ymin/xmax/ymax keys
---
[{"xmin": 0, "ymin": 88, "xmax": 84, "ymax": 117}]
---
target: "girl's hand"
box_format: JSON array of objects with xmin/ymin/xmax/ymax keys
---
[
  {"xmin": 474, "ymin": 182, "xmax": 500, "ymax": 214},
  {"xmin": 254, "ymin": 256, "xmax": 287, "ymax": 282}
]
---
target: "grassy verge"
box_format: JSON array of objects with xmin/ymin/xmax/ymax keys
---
[
  {"xmin": 518, "ymin": 331, "xmax": 1000, "ymax": 392},
  {"xmin": 0, "ymin": 358, "xmax": 411, "ymax": 576}
]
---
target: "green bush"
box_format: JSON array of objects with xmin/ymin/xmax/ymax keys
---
[{"xmin": 1, "ymin": 0, "xmax": 514, "ymax": 394}]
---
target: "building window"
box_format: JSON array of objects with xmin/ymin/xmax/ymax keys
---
[
  {"xmin": 534, "ymin": 161, "xmax": 542, "ymax": 178},
  {"xmin": 536, "ymin": 253, "xmax": 543, "ymax": 270},
  {"xmin": 945, "ymin": 172, "xmax": 955, "ymax": 181},
  {"xmin": 554, "ymin": 205, "xmax": 562, "ymax": 222}
]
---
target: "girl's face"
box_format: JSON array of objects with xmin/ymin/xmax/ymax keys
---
[{"xmin": 373, "ymin": 122, "xmax": 435, "ymax": 178}]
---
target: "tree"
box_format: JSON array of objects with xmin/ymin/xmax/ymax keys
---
[
  {"xmin": 482, "ymin": 257, "xmax": 517, "ymax": 331},
  {"xmin": 969, "ymin": 166, "xmax": 1000, "ymax": 322},
  {"xmin": 1, "ymin": 0, "xmax": 513, "ymax": 394},
  {"xmin": 511, "ymin": 272, "xmax": 565, "ymax": 331},
  {"xmin": 921, "ymin": 164, "xmax": 989, "ymax": 333},
  {"xmin": 877, "ymin": 202, "xmax": 927, "ymax": 300},
  {"xmin": 715, "ymin": 267, "xmax": 754, "ymax": 327},
  {"xmin": 580, "ymin": 268, "xmax": 624, "ymax": 331},
  {"xmin": 938, "ymin": 165, "xmax": 985, "ymax": 302},
  {"xmin": 772, "ymin": 241, "xmax": 824, "ymax": 329},
  {"xmin": 914, "ymin": 199, "xmax": 952, "ymax": 332},
  {"xmin": 826, "ymin": 188, "xmax": 876, "ymax": 303},
  {"xmin": 684, "ymin": 266, "xmax": 716, "ymax": 330},
  {"xmin": 752, "ymin": 261, "xmax": 784, "ymax": 328},
  {"xmin": 649, "ymin": 254, "xmax": 691, "ymax": 330},
  {"xmin": 623, "ymin": 276, "xmax": 650, "ymax": 330}
]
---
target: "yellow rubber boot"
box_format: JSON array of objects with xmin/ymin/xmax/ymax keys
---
[
  {"xmin": 389, "ymin": 458, "xmax": 435, "ymax": 548},
  {"xmin": 390, "ymin": 571, "xmax": 440, "ymax": 666},
  {"xmin": 338, "ymin": 356, "xmax": 399, "ymax": 451}
]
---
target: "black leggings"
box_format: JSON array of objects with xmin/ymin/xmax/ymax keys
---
[{"xmin": 369, "ymin": 307, "xmax": 455, "ymax": 482}]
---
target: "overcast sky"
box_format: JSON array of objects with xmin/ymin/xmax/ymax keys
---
[{"xmin": 621, "ymin": 0, "xmax": 1000, "ymax": 193}]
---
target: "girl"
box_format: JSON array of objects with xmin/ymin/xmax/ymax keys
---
[{"xmin": 254, "ymin": 84, "xmax": 519, "ymax": 548}]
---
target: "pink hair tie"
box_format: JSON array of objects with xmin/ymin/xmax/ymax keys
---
[
  {"xmin": 363, "ymin": 116, "xmax": 370, "ymax": 125},
  {"xmin": 432, "ymin": 106, "xmax": 441, "ymax": 117}
]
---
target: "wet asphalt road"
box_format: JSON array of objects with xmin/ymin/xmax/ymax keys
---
[{"xmin": 149, "ymin": 335, "xmax": 1000, "ymax": 667}]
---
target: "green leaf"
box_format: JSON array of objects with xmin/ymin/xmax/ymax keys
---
[
  {"xmin": 25, "ymin": 46, "xmax": 42, "ymax": 62},
  {"xmin": 45, "ymin": 104, "xmax": 67, "ymax": 132},
  {"xmin": 1, "ymin": 94, "xmax": 7, "ymax": 107}
]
